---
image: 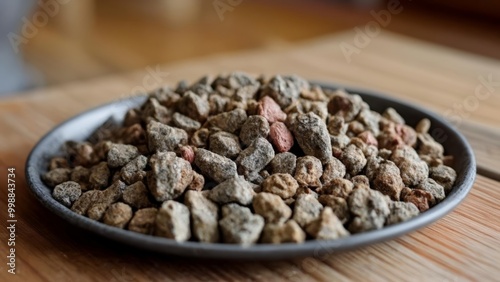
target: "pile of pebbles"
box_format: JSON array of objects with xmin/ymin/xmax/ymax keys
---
[{"xmin": 42, "ymin": 72, "xmax": 457, "ymax": 245}]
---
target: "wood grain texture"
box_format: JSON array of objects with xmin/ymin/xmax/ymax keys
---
[{"xmin": 1, "ymin": 32, "xmax": 499, "ymax": 281}]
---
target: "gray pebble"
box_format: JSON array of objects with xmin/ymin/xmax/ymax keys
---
[
  {"xmin": 194, "ymin": 148, "xmax": 237, "ymax": 183},
  {"xmin": 209, "ymin": 131, "xmax": 241, "ymax": 159},
  {"xmin": 291, "ymin": 112, "xmax": 332, "ymax": 164},
  {"xmin": 219, "ymin": 204, "xmax": 264, "ymax": 245},
  {"xmin": 147, "ymin": 120, "xmax": 188, "ymax": 152},
  {"xmin": 148, "ymin": 152, "xmax": 193, "ymax": 201},
  {"xmin": 239, "ymin": 115, "xmax": 270, "ymax": 147},
  {"xmin": 236, "ymin": 137, "xmax": 275, "ymax": 177},
  {"xmin": 52, "ymin": 181, "xmax": 82, "ymax": 207},
  {"xmin": 208, "ymin": 176, "xmax": 254, "ymax": 205}
]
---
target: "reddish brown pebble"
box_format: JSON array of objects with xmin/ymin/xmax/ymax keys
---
[
  {"xmin": 372, "ymin": 161, "xmax": 405, "ymax": 201},
  {"xmin": 269, "ymin": 122, "xmax": 294, "ymax": 153},
  {"xmin": 401, "ymin": 187, "xmax": 433, "ymax": 212},
  {"xmin": 258, "ymin": 96, "xmax": 287, "ymax": 124},
  {"xmin": 179, "ymin": 146, "xmax": 195, "ymax": 164}
]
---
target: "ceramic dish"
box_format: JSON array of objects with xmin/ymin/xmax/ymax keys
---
[{"xmin": 25, "ymin": 82, "xmax": 476, "ymax": 260}]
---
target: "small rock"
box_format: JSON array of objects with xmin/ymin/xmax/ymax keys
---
[
  {"xmin": 207, "ymin": 108, "xmax": 247, "ymax": 133},
  {"xmin": 184, "ymin": 190, "xmax": 219, "ymax": 243},
  {"xmin": 209, "ymin": 131, "xmax": 241, "ymax": 159},
  {"xmin": 88, "ymin": 162, "xmax": 110, "ymax": 190},
  {"xmin": 292, "ymin": 194, "xmax": 323, "ymax": 228},
  {"xmin": 348, "ymin": 188, "xmax": 390, "ymax": 233},
  {"xmin": 172, "ymin": 112, "xmax": 201, "ymax": 134},
  {"xmin": 390, "ymin": 146, "xmax": 428, "ymax": 187},
  {"xmin": 194, "ymin": 148, "xmax": 237, "ymax": 183},
  {"xmin": 49, "ymin": 157, "xmax": 69, "ymax": 170},
  {"xmin": 318, "ymin": 195, "xmax": 350, "ymax": 224},
  {"xmin": 429, "ymin": 165, "xmax": 457, "ymax": 193},
  {"xmin": 263, "ymin": 75, "xmax": 309, "ymax": 108},
  {"xmin": 239, "ymin": 115, "xmax": 270, "ymax": 147},
  {"xmin": 120, "ymin": 155, "xmax": 148, "ymax": 185},
  {"xmin": 187, "ymin": 171, "xmax": 205, "ymax": 191},
  {"xmin": 87, "ymin": 180, "xmax": 127, "ymax": 221},
  {"xmin": 261, "ymin": 220, "xmax": 306, "ymax": 244},
  {"xmin": 291, "ymin": 112, "xmax": 332, "ymax": 163},
  {"xmin": 71, "ymin": 190, "xmax": 101, "ymax": 215},
  {"xmin": 306, "ymin": 207, "xmax": 349, "ymax": 240},
  {"xmin": 178, "ymin": 145, "xmax": 195, "ymax": 164},
  {"xmin": 43, "ymin": 168, "xmax": 71, "ymax": 188},
  {"xmin": 257, "ymin": 96, "xmax": 287, "ymax": 123},
  {"xmin": 262, "ymin": 173, "xmax": 299, "ymax": 199},
  {"xmin": 176, "ymin": 91, "xmax": 210, "ymax": 122},
  {"xmin": 253, "ymin": 192, "xmax": 292, "ymax": 224},
  {"xmin": 416, "ymin": 118, "xmax": 431, "ymax": 134},
  {"xmin": 103, "ymin": 202, "xmax": 133, "ymax": 228},
  {"xmin": 208, "ymin": 176, "xmax": 254, "ymax": 205},
  {"xmin": 52, "ymin": 181, "xmax": 82, "ymax": 207},
  {"xmin": 386, "ymin": 201, "xmax": 419, "ymax": 225},
  {"xmin": 416, "ymin": 178, "xmax": 445, "ymax": 206},
  {"xmin": 321, "ymin": 157, "xmax": 346, "ymax": 184},
  {"xmin": 236, "ymin": 137, "xmax": 275, "ymax": 176},
  {"xmin": 269, "ymin": 152, "xmax": 297, "ymax": 175},
  {"xmin": 401, "ymin": 187, "xmax": 433, "ymax": 212},
  {"xmin": 269, "ymin": 122, "xmax": 294, "ymax": 153},
  {"xmin": 128, "ymin": 208, "xmax": 158, "ymax": 234},
  {"xmin": 190, "ymin": 128, "xmax": 210, "ymax": 148},
  {"xmin": 70, "ymin": 166, "xmax": 90, "ymax": 191},
  {"xmin": 148, "ymin": 152, "xmax": 193, "ymax": 201},
  {"xmin": 417, "ymin": 133, "xmax": 444, "ymax": 158},
  {"xmin": 318, "ymin": 178, "xmax": 354, "ymax": 199},
  {"xmin": 155, "ymin": 201, "xmax": 191, "ymax": 242},
  {"xmin": 383, "ymin": 107, "xmax": 405, "ymax": 124},
  {"xmin": 122, "ymin": 181, "xmax": 152, "ymax": 209},
  {"xmin": 372, "ymin": 160, "xmax": 405, "ymax": 200},
  {"xmin": 147, "ymin": 120, "xmax": 188, "ymax": 153},
  {"xmin": 340, "ymin": 144, "xmax": 367, "ymax": 175},
  {"xmin": 141, "ymin": 98, "xmax": 171, "ymax": 124},
  {"xmin": 351, "ymin": 175, "xmax": 370, "ymax": 190},
  {"xmin": 327, "ymin": 91, "xmax": 363, "ymax": 122},
  {"xmin": 219, "ymin": 204, "xmax": 264, "ymax": 245},
  {"xmin": 294, "ymin": 156, "xmax": 323, "ymax": 188}
]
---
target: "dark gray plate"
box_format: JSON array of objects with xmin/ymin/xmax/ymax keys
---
[{"xmin": 25, "ymin": 82, "xmax": 476, "ymax": 260}]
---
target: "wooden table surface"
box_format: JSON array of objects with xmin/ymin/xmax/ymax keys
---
[{"xmin": 1, "ymin": 31, "xmax": 499, "ymax": 281}]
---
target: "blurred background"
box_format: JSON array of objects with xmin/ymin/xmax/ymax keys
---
[{"xmin": 1, "ymin": 0, "xmax": 499, "ymax": 95}]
